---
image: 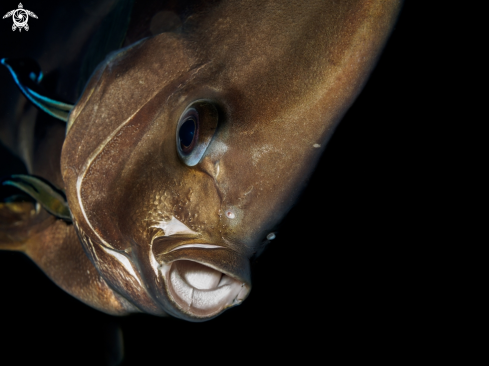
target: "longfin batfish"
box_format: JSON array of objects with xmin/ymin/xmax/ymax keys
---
[{"xmin": 0, "ymin": 0, "xmax": 403, "ymax": 321}]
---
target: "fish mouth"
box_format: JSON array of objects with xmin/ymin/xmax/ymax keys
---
[
  {"xmin": 163, "ymin": 260, "xmax": 249, "ymax": 319},
  {"xmin": 156, "ymin": 243, "xmax": 251, "ymax": 321}
]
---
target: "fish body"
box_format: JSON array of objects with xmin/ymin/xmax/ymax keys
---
[{"xmin": 0, "ymin": 0, "xmax": 402, "ymax": 321}]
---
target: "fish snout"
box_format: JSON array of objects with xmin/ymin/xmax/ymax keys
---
[{"xmin": 156, "ymin": 245, "xmax": 251, "ymax": 321}]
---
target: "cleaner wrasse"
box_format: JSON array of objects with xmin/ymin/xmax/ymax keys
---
[{"xmin": 0, "ymin": 0, "xmax": 402, "ymax": 321}]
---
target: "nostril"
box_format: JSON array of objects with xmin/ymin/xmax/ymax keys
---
[{"xmin": 174, "ymin": 261, "xmax": 222, "ymax": 290}]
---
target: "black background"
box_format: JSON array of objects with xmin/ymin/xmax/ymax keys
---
[{"xmin": 0, "ymin": 2, "xmax": 440, "ymax": 365}]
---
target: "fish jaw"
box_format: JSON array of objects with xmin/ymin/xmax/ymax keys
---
[
  {"xmin": 147, "ymin": 243, "xmax": 251, "ymax": 321},
  {"xmin": 72, "ymin": 215, "xmax": 251, "ymax": 320},
  {"xmin": 165, "ymin": 260, "xmax": 250, "ymax": 320}
]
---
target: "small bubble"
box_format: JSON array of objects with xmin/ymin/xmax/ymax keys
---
[{"xmin": 226, "ymin": 210, "xmax": 235, "ymax": 219}]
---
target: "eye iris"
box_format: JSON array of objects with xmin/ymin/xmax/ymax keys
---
[{"xmin": 179, "ymin": 118, "xmax": 196, "ymax": 149}]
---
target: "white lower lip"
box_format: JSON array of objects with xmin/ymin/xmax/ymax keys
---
[{"xmin": 167, "ymin": 260, "xmax": 247, "ymax": 316}]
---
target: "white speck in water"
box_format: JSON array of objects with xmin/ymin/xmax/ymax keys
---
[
  {"xmin": 226, "ymin": 210, "xmax": 235, "ymax": 219},
  {"xmin": 313, "ymin": 143, "xmax": 321, "ymax": 148},
  {"xmin": 267, "ymin": 232, "xmax": 276, "ymax": 240}
]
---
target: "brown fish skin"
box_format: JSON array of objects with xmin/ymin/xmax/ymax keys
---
[
  {"xmin": 0, "ymin": 200, "xmax": 133, "ymax": 314},
  {"xmin": 59, "ymin": 0, "xmax": 403, "ymax": 321}
]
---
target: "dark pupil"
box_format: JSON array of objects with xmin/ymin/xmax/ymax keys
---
[{"xmin": 179, "ymin": 118, "xmax": 196, "ymax": 148}]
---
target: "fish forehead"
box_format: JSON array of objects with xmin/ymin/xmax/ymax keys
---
[
  {"xmin": 64, "ymin": 34, "xmax": 193, "ymax": 168},
  {"xmin": 184, "ymin": 1, "xmax": 376, "ymax": 100}
]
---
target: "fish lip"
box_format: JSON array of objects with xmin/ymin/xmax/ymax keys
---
[
  {"xmin": 155, "ymin": 242, "xmax": 251, "ymax": 284},
  {"xmin": 151, "ymin": 235, "xmax": 215, "ymax": 257},
  {"xmin": 154, "ymin": 244, "xmax": 251, "ymax": 321},
  {"xmin": 167, "ymin": 243, "xmax": 224, "ymax": 254}
]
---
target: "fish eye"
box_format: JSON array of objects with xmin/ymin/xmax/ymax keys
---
[
  {"xmin": 176, "ymin": 100, "xmax": 218, "ymax": 166},
  {"xmin": 178, "ymin": 110, "xmax": 198, "ymax": 154}
]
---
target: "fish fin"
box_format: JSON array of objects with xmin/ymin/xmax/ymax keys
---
[
  {"xmin": 0, "ymin": 200, "xmax": 37, "ymax": 251},
  {"xmin": 2, "ymin": 174, "xmax": 71, "ymax": 221},
  {"xmin": 0, "ymin": 58, "xmax": 74, "ymax": 122}
]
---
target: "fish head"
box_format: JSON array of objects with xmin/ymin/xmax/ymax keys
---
[{"xmin": 61, "ymin": 2, "xmax": 400, "ymax": 320}]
